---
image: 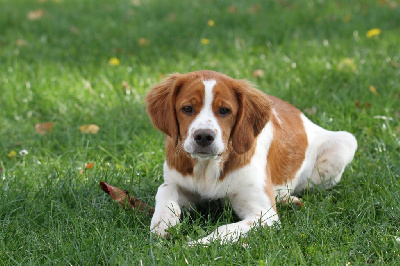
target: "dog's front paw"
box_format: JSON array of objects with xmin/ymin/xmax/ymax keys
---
[{"xmin": 150, "ymin": 204, "xmax": 181, "ymax": 237}]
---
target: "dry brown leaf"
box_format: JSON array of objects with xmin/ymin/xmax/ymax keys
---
[
  {"xmin": 369, "ymin": 85, "xmax": 378, "ymax": 95},
  {"xmin": 27, "ymin": 9, "xmax": 44, "ymax": 20},
  {"xmin": 247, "ymin": 4, "xmax": 260, "ymax": 14},
  {"xmin": 168, "ymin": 13, "xmax": 176, "ymax": 22},
  {"xmin": 252, "ymin": 69, "xmax": 264, "ymax": 78},
  {"xmin": 16, "ymin": 39, "xmax": 27, "ymax": 47},
  {"xmin": 35, "ymin": 122, "xmax": 55, "ymax": 134},
  {"xmin": 227, "ymin": 5, "xmax": 238, "ymax": 14},
  {"xmin": 138, "ymin": 38, "xmax": 149, "ymax": 47},
  {"xmin": 80, "ymin": 124, "xmax": 100, "ymax": 134},
  {"xmin": 100, "ymin": 181, "xmax": 154, "ymax": 214},
  {"xmin": 85, "ymin": 162, "xmax": 94, "ymax": 169}
]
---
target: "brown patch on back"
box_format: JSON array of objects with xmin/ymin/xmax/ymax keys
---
[{"xmin": 266, "ymin": 96, "xmax": 308, "ymax": 185}]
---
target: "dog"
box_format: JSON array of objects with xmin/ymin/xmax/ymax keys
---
[{"xmin": 145, "ymin": 70, "xmax": 357, "ymax": 244}]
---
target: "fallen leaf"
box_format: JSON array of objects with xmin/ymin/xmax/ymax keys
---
[
  {"xmin": 138, "ymin": 37, "xmax": 149, "ymax": 47},
  {"xmin": 366, "ymin": 28, "xmax": 381, "ymax": 38},
  {"xmin": 247, "ymin": 3, "xmax": 260, "ymax": 14},
  {"xmin": 100, "ymin": 181, "xmax": 154, "ymax": 214},
  {"xmin": 369, "ymin": 85, "xmax": 378, "ymax": 95},
  {"xmin": 338, "ymin": 58, "xmax": 357, "ymax": 72},
  {"xmin": 343, "ymin": 14, "xmax": 352, "ymax": 23},
  {"xmin": 201, "ymin": 38, "xmax": 210, "ymax": 45},
  {"xmin": 227, "ymin": 5, "xmax": 238, "ymax": 14},
  {"xmin": 35, "ymin": 122, "xmax": 55, "ymax": 134},
  {"xmin": 208, "ymin": 19, "xmax": 215, "ymax": 27},
  {"xmin": 16, "ymin": 39, "xmax": 27, "ymax": 47},
  {"xmin": 355, "ymin": 100, "xmax": 371, "ymax": 109},
  {"xmin": 80, "ymin": 124, "xmax": 100, "ymax": 134},
  {"xmin": 7, "ymin": 150, "xmax": 16, "ymax": 158},
  {"xmin": 252, "ymin": 69, "xmax": 264, "ymax": 78},
  {"xmin": 85, "ymin": 162, "xmax": 94, "ymax": 169},
  {"xmin": 27, "ymin": 9, "xmax": 44, "ymax": 20},
  {"xmin": 109, "ymin": 57, "xmax": 120, "ymax": 66}
]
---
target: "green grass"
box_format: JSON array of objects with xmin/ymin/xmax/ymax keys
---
[{"xmin": 1, "ymin": 0, "xmax": 399, "ymax": 264}]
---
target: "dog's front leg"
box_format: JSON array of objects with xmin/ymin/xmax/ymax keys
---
[
  {"xmin": 189, "ymin": 189, "xmax": 279, "ymax": 245},
  {"xmin": 150, "ymin": 183, "xmax": 185, "ymax": 237}
]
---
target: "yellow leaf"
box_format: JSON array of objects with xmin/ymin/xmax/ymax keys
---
[
  {"xmin": 343, "ymin": 14, "xmax": 352, "ymax": 23},
  {"xmin": 201, "ymin": 38, "xmax": 210, "ymax": 45},
  {"xmin": 7, "ymin": 150, "xmax": 17, "ymax": 158},
  {"xmin": 338, "ymin": 58, "xmax": 357, "ymax": 72},
  {"xmin": 369, "ymin": 85, "xmax": 378, "ymax": 95},
  {"xmin": 27, "ymin": 9, "xmax": 44, "ymax": 20},
  {"xmin": 208, "ymin": 20, "xmax": 215, "ymax": 27},
  {"xmin": 366, "ymin": 28, "xmax": 381, "ymax": 38},
  {"xmin": 35, "ymin": 122, "xmax": 55, "ymax": 134},
  {"xmin": 109, "ymin": 57, "xmax": 120, "ymax": 66},
  {"xmin": 80, "ymin": 124, "xmax": 100, "ymax": 134},
  {"xmin": 252, "ymin": 69, "xmax": 264, "ymax": 78}
]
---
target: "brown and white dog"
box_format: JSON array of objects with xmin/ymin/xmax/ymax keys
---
[{"xmin": 146, "ymin": 70, "xmax": 357, "ymax": 244}]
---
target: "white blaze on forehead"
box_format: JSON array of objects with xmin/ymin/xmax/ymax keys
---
[
  {"xmin": 183, "ymin": 78, "xmax": 225, "ymax": 157},
  {"xmin": 203, "ymin": 79, "xmax": 217, "ymax": 109}
]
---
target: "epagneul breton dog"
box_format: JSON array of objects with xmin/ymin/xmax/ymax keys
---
[{"xmin": 146, "ymin": 70, "xmax": 357, "ymax": 244}]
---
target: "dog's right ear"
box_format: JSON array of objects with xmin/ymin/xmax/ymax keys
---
[{"xmin": 145, "ymin": 74, "xmax": 183, "ymax": 144}]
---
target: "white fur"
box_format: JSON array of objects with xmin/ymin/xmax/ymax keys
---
[{"xmin": 183, "ymin": 79, "xmax": 224, "ymax": 159}]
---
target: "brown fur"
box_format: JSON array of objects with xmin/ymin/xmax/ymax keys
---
[{"xmin": 266, "ymin": 95, "xmax": 308, "ymax": 185}]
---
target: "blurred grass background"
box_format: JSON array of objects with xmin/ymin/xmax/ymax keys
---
[{"xmin": 0, "ymin": 0, "xmax": 399, "ymax": 264}]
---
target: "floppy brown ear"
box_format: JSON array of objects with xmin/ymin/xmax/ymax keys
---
[
  {"xmin": 231, "ymin": 80, "xmax": 272, "ymax": 154},
  {"xmin": 145, "ymin": 74, "xmax": 183, "ymax": 144}
]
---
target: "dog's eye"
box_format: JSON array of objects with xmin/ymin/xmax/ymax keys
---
[
  {"xmin": 182, "ymin": 106, "xmax": 194, "ymax": 114},
  {"xmin": 218, "ymin": 107, "xmax": 231, "ymax": 117}
]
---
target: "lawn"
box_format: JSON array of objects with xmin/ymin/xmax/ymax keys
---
[{"xmin": 0, "ymin": 0, "xmax": 399, "ymax": 264}]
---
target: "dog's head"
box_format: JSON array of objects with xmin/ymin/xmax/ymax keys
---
[{"xmin": 146, "ymin": 70, "xmax": 271, "ymax": 159}]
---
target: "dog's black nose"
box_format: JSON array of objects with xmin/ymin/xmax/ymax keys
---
[{"xmin": 194, "ymin": 129, "xmax": 215, "ymax": 147}]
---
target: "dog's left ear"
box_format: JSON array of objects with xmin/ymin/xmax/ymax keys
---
[
  {"xmin": 231, "ymin": 80, "xmax": 272, "ymax": 154},
  {"xmin": 146, "ymin": 73, "xmax": 183, "ymax": 145}
]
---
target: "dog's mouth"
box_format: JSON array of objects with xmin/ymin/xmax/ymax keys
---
[{"xmin": 190, "ymin": 152, "xmax": 222, "ymax": 160}]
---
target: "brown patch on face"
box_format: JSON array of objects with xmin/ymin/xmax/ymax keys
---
[
  {"xmin": 165, "ymin": 136, "xmax": 195, "ymax": 176},
  {"xmin": 175, "ymin": 78, "xmax": 206, "ymax": 141},
  {"xmin": 266, "ymin": 95, "xmax": 308, "ymax": 185}
]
